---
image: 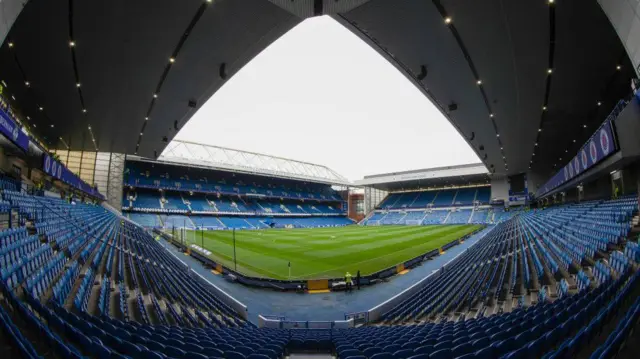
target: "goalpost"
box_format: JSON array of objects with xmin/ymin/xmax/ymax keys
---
[
  {"xmin": 405, "ymin": 220, "xmax": 423, "ymax": 226},
  {"xmin": 368, "ymin": 220, "xmax": 382, "ymax": 226}
]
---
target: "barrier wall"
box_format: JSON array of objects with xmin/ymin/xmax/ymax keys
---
[{"xmin": 258, "ymin": 315, "xmax": 353, "ymax": 329}]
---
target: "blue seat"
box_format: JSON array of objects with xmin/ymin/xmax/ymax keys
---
[
  {"xmin": 502, "ymin": 347, "xmax": 528, "ymax": 359},
  {"xmin": 363, "ymin": 347, "xmax": 383, "ymax": 357},
  {"xmin": 383, "ymin": 345, "xmax": 401, "ymax": 353},
  {"xmin": 370, "ymin": 352, "xmax": 394, "ymax": 359},
  {"xmin": 471, "ymin": 337, "xmax": 489, "ymax": 350},
  {"xmin": 451, "ymin": 336, "xmax": 469, "ymax": 347},
  {"xmin": 339, "ymin": 349, "xmax": 361, "ymax": 358},
  {"xmin": 92, "ymin": 342, "xmax": 111, "ymax": 359},
  {"xmin": 429, "ymin": 348, "xmax": 451, "ymax": 359},
  {"xmin": 451, "ymin": 343, "xmax": 472, "ymax": 357},
  {"xmin": 164, "ymin": 345, "xmax": 187, "ymax": 359},
  {"xmin": 218, "ymin": 343, "xmax": 235, "ymax": 352},
  {"xmin": 402, "ymin": 341, "xmax": 421, "ymax": 350},
  {"xmin": 393, "ymin": 349, "xmax": 415, "ymax": 359},
  {"xmin": 247, "ymin": 354, "xmax": 270, "ymax": 359},
  {"xmin": 235, "ymin": 346, "xmax": 255, "ymax": 357},
  {"xmin": 225, "ymin": 351, "xmax": 246, "ymax": 359},
  {"xmin": 433, "ymin": 341, "xmax": 452, "ymax": 351},
  {"xmin": 474, "ymin": 346, "xmax": 495, "ymax": 359},
  {"xmin": 414, "ymin": 345, "xmax": 433, "ymax": 355}
]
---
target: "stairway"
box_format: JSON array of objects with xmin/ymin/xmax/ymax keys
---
[{"xmin": 443, "ymin": 211, "xmax": 452, "ymax": 224}]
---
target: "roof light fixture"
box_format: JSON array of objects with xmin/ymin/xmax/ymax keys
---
[
  {"xmin": 50, "ymin": 124, "xmax": 54, "ymax": 128},
  {"xmin": 548, "ymin": 0, "xmax": 554, "ymax": 4},
  {"xmin": 82, "ymin": 109, "xmax": 87, "ymax": 113},
  {"xmin": 476, "ymin": 80, "xmax": 482, "ymax": 85},
  {"xmin": 573, "ymin": 139, "xmax": 576, "ymax": 143},
  {"xmin": 597, "ymin": 101, "xmax": 601, "ymax": 106},
  {"xmin": 145, "ymin": 117, "xmax": 149, "ymax": 121},
  {"xmin": 489, "ymin": 113, "xmax": 494, "ymax": 118},
  {"xmin": 169, "ymin": 57, "xmax": 175, "ymax": 63},
  {"xmin": 444, "ymin": 17, "xmax": 452, "ymax": 24},
  {"xmin": 547, "ymin": 68, "xmax": 553, "ymax": 74},
  {"xmin": 69, "ymin": 40, "xmax": 75, "ymax": 47},
  {"xmin": 616, "ymin": 65, "xmax": 621, "ymax": 70},
  {"xmin": 538, "ymin": 128, "xmax": 542, "ymax": 132},
  {"xmin": 153, "ymin": 93, "xmax": 158, "ymax": 98},
  {"xmin": 76, "ymin": 83, "xmax": 81, "ymax": 88},
  {"xmin": 39, "ymin": 107, "xmax": 43, "ymax": 111},
  {"xmin": 583, "ymin": 124, "xmax": 587, "ymax": 128},
  {"xmin": 25, "ymin": 81, "xmax": 30, "ymax": 87},
  {"xmin": 496, "ymin": 134, "xmax": 500, "ymax": 137},
  {"xmin": 542, "ymin": 106, "xmax": 547, "ymax": 111}
]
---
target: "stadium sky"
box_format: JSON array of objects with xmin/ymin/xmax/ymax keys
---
[{"xmin": 173, "ymin": 16, "xmax": 480, "ymax": 181}]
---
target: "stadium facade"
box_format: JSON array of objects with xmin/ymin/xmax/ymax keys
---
[{"xmin": 0, "ymin": 1, "xmax": 639, "ymax": 358}]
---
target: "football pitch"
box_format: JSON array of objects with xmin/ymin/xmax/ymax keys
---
[{"xmin": 177, "ymin": 225, "xmax": 482, "ymax": 280}]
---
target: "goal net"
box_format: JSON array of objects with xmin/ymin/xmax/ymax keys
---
[
  {"xmin": 368, "ymin": 220, "xmax": 382, "ymax": 226},
  {"xmin": 405, "ymin": 220, "xmax": 423, "ymax": 226}
]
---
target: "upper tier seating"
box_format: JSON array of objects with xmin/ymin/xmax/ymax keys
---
[
  {"xmin": 378, "ymin": 187, "xmax": 492, "ymax": 210},
  {"xmin": 125, "ymin": 162, "xmax": 341, "ymax": 202}
]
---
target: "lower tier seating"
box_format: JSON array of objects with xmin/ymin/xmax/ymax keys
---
[{"xmin": 0, "ymin": 191, "xmax": 638, "ymax": 359}]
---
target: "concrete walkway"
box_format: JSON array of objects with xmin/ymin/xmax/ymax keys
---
[{"xmin": 158, "ymin": 226, "xmax": 494, "ymax": 324}]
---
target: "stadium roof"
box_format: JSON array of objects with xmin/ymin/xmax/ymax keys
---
[
  {"xmin": 0, "ymin": 0, "xmax": 635, "ymax": 183},
  {"xmin": 130, "ymin": 140, "xmax": 351, "ymax": 186},
  {"xmin": 356, "ymin": 163, "xmax": 490, "ymax": 191}
]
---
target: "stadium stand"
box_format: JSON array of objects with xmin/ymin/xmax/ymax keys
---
[
  {"xmin": 124, "ymin": 161, "xmax": 352, "ymax": 229},
  {"xmin": 363, "ymin": 207, "xmax": 513, "ymax": 226},
  {"xmin": 125, "ymin": 162, "xmax": 341, "ymax": 202},
  {"xmin": 378, "ymin": 187, "xmax": 491, "ymax": 210},
  {"xmin": 1, "ymin": 187, "xmax": 639, "ymax": 359}
]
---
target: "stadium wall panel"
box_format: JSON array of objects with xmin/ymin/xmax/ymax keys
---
[{"xmin": 491, "ymin": 177, "xmax": 509, "ymax": 202}]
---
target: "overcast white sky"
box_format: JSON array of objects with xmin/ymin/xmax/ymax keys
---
[{"xmin": 173, "ymin": 16, "xmax": 479, "ymax": 181}]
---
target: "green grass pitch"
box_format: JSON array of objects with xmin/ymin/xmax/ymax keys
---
[{"xmin": 178, "ymin": 224, "xmax": 481, "ymax": 280}]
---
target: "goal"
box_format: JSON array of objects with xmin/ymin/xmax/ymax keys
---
[
  {"xmin": 367, "ymin": 220, "xmax": 382, "ymax": 226},
  {"xmin": 405, "ymin": 220, "xmax": 423, "ymax": 226}
]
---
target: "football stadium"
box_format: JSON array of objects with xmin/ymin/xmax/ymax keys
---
[{"xmin": 1, "ymin": 1, "xmax": 640, "ymax": 358}]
